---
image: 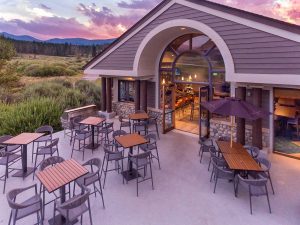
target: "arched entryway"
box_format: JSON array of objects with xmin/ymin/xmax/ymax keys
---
[{"xmin": 159, "ymin": 33, "xmax": 229, "ymax": 136}]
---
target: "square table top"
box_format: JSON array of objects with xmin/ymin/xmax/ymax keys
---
[
  {"xmin": 115, "ymin": 133, "xmax": 148, "ymax": 148},
  {"xmin": 37, "ymin": 159, "xmax": 88, "ymax": 193},
  {"xmin": 3, "ymin": 133, "xmax": 45, "ymax": 145},
  {"xmin": 216, "ymin": 141, "xmax": 246, "ymax": 154},
  {"xmin": 129, "ymin": 113, "xmax": 149, "ymax": 120},
  {"xmin": 79, "ymin": 116, "xmax": 105, "ymax": 126}
]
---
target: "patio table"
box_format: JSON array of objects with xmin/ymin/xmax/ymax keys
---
[
  {"xmin": 80, "ymin": 116, "xmax": 105, "ymax": 150},
  {"xmin": 3, "ymin": 133, "xmax": 44, "ymax": 177},
  {"xmin": 37, "ymin": 159, "xmax": 88, "ymax": 225},
  {"xmin": 115, "ymin": 133, "xmax": 148, "ymax": 181},
  {"xmin": 129, "ymin": 113, "xmax": 149, "ymax": 121},
  {"xmin": 216, "ymin": 141, "xmax": 262, "ymax": 171}
]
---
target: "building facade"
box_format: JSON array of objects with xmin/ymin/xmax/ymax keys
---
[{"xmin": 84, "ymin": 0, "xmax": 300, "ymax": 158}]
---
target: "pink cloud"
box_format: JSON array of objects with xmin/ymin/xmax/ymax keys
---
[{"xmin": 118, "ymin": 0, "xmax": 160, "ymax": 10}]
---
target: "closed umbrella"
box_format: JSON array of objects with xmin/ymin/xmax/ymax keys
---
[{"xmin": 201, "ymin": 97, "xmax": 270, "ymax": 147}]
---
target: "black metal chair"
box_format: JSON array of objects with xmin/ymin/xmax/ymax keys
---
[
  {"xmin": 7, "ymin": 184, "xmax": 43, "ymax": 225},
  {"xmin": 119, "ymin": 116, "xmax": 131, "ymax": 133},
  {"xmin": 208, "ymin": 145, "xmax": 220, "ymax": 171},
  {"xmin": 0, "ymin": 135, "xmax": 21, "ymax": 153},
  {"xmin": 147, "ymin": 115, "xmax": 160, "ymax": 139},
  {"xmin": 31, "ymin": 125, "xmax": 54, "ymax": 163},
  {"xmin": 71, "ymin": 129, "xmax": 92, "ymax": 161},
  {"xmin": 39, "ymin": 156, "xmax": 70, "ymax": 221},
  {"xmin": 199, "ymin": 138, "xmax": 213, "ymax": 163},
  {"xmin": 53, "ymin": 187, "xmax": 93, "ymax": 225},
  {"xmin": 139, "ymin": 133, "xmax": 161, "ymax": 169},
  {"xmin": 235, "ymin": 174, "xmax": 272, "ymax": 214},
  {"xmin": 133, "ymin": 121, "xmax": 148, "ymax": 135},
  {"xmin": 112, "ymin": 130, "xmax": 127, "ymax": 151},
  {"xmin": 101, "ymin": 144, "xmax": 124, "ymax": 188},
  {"xmin": 98, "ymin": 122, "xmax": 114, "ymax": 145},
  {"xmin": 256, "ymin": 157, "xmax": 275, "ymax": 194},
  {"xmin": 33, "ymin": 138, "xmax": 60, "ymax": 180},
  {"xmin": 210, "ymin": 156, "xmax": 235, "ymax": 194},
  {"xmin": 74, "ymin": 158, "xmax": 105, "ymax": 208},
  {"xmin": 0, "ymin": 147, "xmax": 22, "ymax": 193},
  {"xmin": 128, "ymin": 151, "xmax": 154, "ymax": 196}
]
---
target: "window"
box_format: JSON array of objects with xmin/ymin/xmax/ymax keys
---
[{"xmin": 118, "ymin": 80, "xmax": 135, "ymax": 102}]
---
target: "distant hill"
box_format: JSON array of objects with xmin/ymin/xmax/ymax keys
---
[{"xmin": 0, "ymin": 32, "xmax": 115, "ymax": 46}]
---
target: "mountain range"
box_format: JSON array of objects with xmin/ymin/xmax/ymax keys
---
[{"xmin": 0, "ymin": 32, "xmax": 115, "ymax": 46}]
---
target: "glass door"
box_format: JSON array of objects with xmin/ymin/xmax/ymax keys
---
[{"xmin": 162, "ymin": 83, "xmax": 176, "ymax": 133}]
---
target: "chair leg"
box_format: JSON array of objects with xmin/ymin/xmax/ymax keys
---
[
  {"xmin": 42, "ymin": 187, "xmax": 46, "ymax": 221},
  {"xmin": 103, "ymin": 159, "xmax": 109, "ymax": 189},
  {"xmin": 156, "ymin": 149, "xmax": 161, "ymax": 169},
  {"xmin": 149, "ymin": 163, "xmax": 154, "ymax": 190},
  {"xmin": 71, "ymin": 139, "xmax": 75, "ymax": 158},
  {"xmin": 200, "ymin": 150, "xmax": 204, "ymax": 163},
  {"xmin": 213, "ymin": 176, "xmax": 218, "ymax": 193},
  {"xmin": 33, "ymin": 153, "xmax": 39, "ymax": 180},
  {"xmin": 31, "ymin": 142, "xmax": 35, "ymax": 163},
  {"xmin": 88, "ymin": 199, "xmax": 93, "ymax": 225},
  {"xmin": 8, "ymin": 211, "xmax": 12, "ymax": 225},
  {"xmin": 3, "ymin": 164, "xmax": 8, "ymax": 194},
  {"xmin": 266, "ymin": 186, "xmax": 272, "ymax": 213},
  {"xmin": 249, "ymin": 193, "xmax": 253, "ymax": 215},
  {"xmin": 268, "ymin": 172, "xmax": 275, "ymax": 195},
  {"xmin": 98, "ymin": 177, "xmax": 105, "ymax": 208},
  {"xmin": 136, "ymin": 168, "xmax": 139, "ymax": 197}
]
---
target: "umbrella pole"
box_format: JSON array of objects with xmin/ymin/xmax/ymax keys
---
[{"xmin": 230, "ymin": 116, "xmax": 233, "ymax": 148}]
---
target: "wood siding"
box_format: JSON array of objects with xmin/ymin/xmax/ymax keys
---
[{"xmin": 93, "ymin": 3, "xmax": 300, "ymax": 75}]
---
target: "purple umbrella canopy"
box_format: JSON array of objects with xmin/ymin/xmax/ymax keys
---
[{"xmin": 201, "ymin": 97, "xmax": 270, "ymax": 120}]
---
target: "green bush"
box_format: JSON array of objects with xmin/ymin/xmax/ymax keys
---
[
  {"xmin": 75, "ymin": 80, "xmax": 101, "ymax": 107},
  {"xmin": 0, "ymin": 98, "xmax": 63, "ymax": 135},
  {"xmin": 24, "ymin": 64, "xmax": 76, "ymax": 77},
  {"xmin": 21, "ymin": 81, "xmax": 67, "ymax": 99}
]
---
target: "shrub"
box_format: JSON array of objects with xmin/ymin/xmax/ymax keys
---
[
  {"xmin": 21, "ymin": 81, "xmax": 67, "ymax": 99},
  {"xmin": 75, "ymin": 80, "xmax": 101, "ymax": 107},
  {"xmin": 24, "ymin": 64, "xmax": 76, "ymax": 77},
  {"xmin": 0, "ymin": 98, "xmax": 63, "ymax": 135}
]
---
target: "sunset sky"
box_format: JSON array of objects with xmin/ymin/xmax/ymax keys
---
[{"xmin": 0, "ymin": 0, "xmax": 299, "ymax": 40}]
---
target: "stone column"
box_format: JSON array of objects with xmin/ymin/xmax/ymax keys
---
[
  {"xmin": 236, "ymin": 87, "xmax": 246, "ymax": 145},
  {"xmin": 101, "ymin": 77, "xmax": 107, "ymax": 112},
  {"xmin": 106, "ymin": 78, "xmax": 112, "ymax": 113},
  {"xmin": 134, "ymin": 80, "xmax": 141, "ymax": 112},
  {"xmin": 140, "ymin": 80, "xmax": 147, "ymax": 112},
  {"xmin": 252, "ymin": 88, "xmax": 263, "ymax": 149}
]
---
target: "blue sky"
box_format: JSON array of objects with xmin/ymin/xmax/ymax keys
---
[{"xmin": 0, "ymin": 0, "xmax": 299, "ymax": 40}]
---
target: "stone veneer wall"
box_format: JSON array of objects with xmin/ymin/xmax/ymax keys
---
[
  {"xmin": 112, "ymin": 102, "xmax": 163, "ymax": 124},
  {"xmin": 210, "ymin": 119, "xmax": 270, "ymax": 148}
]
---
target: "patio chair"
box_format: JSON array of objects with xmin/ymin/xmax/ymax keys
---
[
  {"xmin": 256, "ymin": 157, "xmax": 275, "ymax": 194},
  {"xmin": 71, "ymin": 129, "xmax": 92, "ymax": 161},
  {"xmin": 39, "ymin": 156, "xmax": 70, "ymax": 221},
  {"xmin": 112, "ymin": 130, "xmax": 128, "ymax": 151},
  {"xmin": 119, "ymin": 116, "xmax": 131, "ymax": 133},
  {"xmin": 147, "ymin": 114, "xmax": 160, "ymax": 139},
  {"xmin": 211, "ymin": 156, "xmax": 235, "ymax": 194},
  {"xmin": 53, "ymin": 187, "xmax": 93, "ymax": 225},
  {"xmin": 70, "ymin": 116, "xmax": 88, "ymax": 145},
  {"xmin": 74, "ymin": 158, "xmax": 105, "ymax": 208},
  {"xmin": 235, "ymin": 174, "xmax": 272, "ymax": 214},
  {"xmin": 7, "ymin": 184, "xmax": 43, "ymax": 225},
  {"xmin": 31, "ymin": 125, "xmax": 54, "ymax": 163},
  {"xmin": 0, "ymin": 135, "xmax": 21, "ymax": 153},
  {"xmin": 101, "ymin": 144, "xmax": 124, "ymax": 188},
  {"xmin": 208, "ymin": 145, "xmax": 220, "ymax": 171},
  {"xmin": 60, "ymin": 115, "xmax": 72, "ymax": 139},
  {"xmin": 0, "ymin": 148, "xmax": 22, "ymax": 193},
  {"xmin": 244, "ymin": 145, "xmax": 260, "ymax": 158},
  {"xmin": 133, "ymin": 121, "xmax": 148, "ymax": 135},
  {"xmin": 33, "ymin": 138, "xmax": 60, "ymax": 180},
  {"xmin": 98, "ymin": 122, "xmax": 114, "ymax": 145},
  {"xmin": 199, "ymin": 137, "xmax": 213, "ymax": 163},
  {"xmin": 128, "ymin": 151, "xmax": 154, "ymax": 197},
  {"xmin": 139, "ymin": 133, "xmax": 161, "ymax": 169}
]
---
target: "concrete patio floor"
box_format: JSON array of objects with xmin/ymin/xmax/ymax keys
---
[{"xmin": 0, "ymin": 119, "xmax": 300, "ymax": 225}]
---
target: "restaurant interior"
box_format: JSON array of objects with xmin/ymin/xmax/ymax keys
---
[{"xmin": 274, "ymin": 88, "xmax": 300, "ymax": 158}]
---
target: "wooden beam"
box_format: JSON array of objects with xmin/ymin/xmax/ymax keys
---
[
  {"xmin": 236, "ymin": 87, "xmax": 246, "ymax": 145},
  {"xmin": 101, "ymin": 77, "xmax": 107, "ymax": 112},
  {"xmin": 135, "ymin": 80, "xmax": 140, "ymax": 112},
  {"xmin": 106, "ymin": 78, "xmax": 112, "ymax": 113},
  {"xmin": 252, "ymin": 88, "xmax": 263, "ymax": 149},
  {"xmin": 140, "ymin": 80, "xmax": 147, "ymax": 112}
]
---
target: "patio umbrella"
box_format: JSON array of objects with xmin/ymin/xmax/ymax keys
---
[{"xmin": 201, "ymin": 97, "xmax": 270, "ymax": 147}]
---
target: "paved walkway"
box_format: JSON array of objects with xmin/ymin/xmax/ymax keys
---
[{"xmin": 0, "ymin": 121, "xmax": 299, "ymax": 225}]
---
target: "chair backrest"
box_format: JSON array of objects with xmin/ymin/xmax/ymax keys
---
[
  {"xmin": 256, "ymin": 157, "xmax": 271, "ymax": 171},
  {"xmin": 113, "ymin": 130, "xmax": 127, "ymax": 138},
  {"xmin": 144, "ymin": 133, "xmax": 156, "ymax": 142},
  {"xmin": 211, "ymin": 156, "xmax": 227, "ymax": 168},
  {"xmin": 238, "ymin": 175, "xmax": 268, "ymax": 188},
  {"xmin": 82, "ymin": 158, "xmax": 101, "ymax": 172},
  {"xmin": 7, "ymin": 184, "xmax": 37, "ymax": 209},
  {"xmin": 0, "ymin": 135, "xmax": 13, "ymax": 150},
  {"xmin": 44, "ymin": 138, "xmax": 59, "ymax": 149},
  {"xmin": 244, "ymin": 145, "xmax": 260, "ymax": 158},
  {"xmin": 60, "ymin": 188, "xmax": 90, "ymax": 210},
  {"xmin": 40, "ymin": 156, "xmax": 65, "ymax": 171},
  {"xmin": 209, "ymin": 146, "xmax": 218, "ymax": 157},
  {"xmin": 35, "ymin": 125, "xmax": 54, "ymax": 134},
  {"xmin": 131, "ymin": 151, "xmax": 151, "ymax": 160}
]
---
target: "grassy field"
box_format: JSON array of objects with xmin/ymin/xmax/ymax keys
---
[{"xmin": 10, "ymin": 54, "xmax": 89, "ymax": 86}]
